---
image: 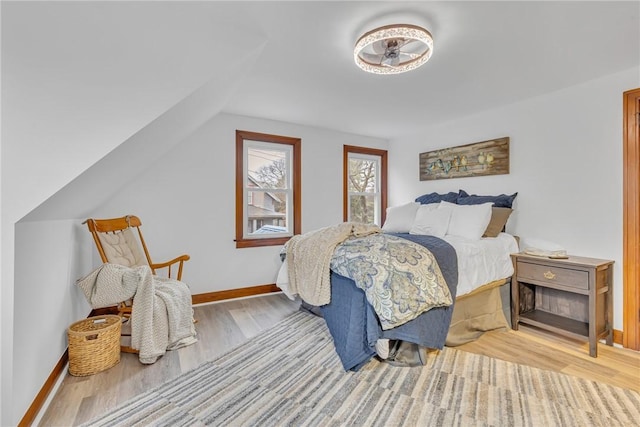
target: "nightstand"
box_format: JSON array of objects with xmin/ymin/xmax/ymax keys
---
[{"xmin": 510, "ymin": 253, "xmax": 614, "ymax": 357}]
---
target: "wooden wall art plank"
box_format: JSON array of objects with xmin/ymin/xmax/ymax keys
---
[{"xmin": 419, "ymin": 136, "xmax": 509, "ymax": 181}]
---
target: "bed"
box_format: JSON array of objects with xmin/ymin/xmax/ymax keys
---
[{"xmin": 277, "ymin": 190, "xmax": 519, "ymax": 370}]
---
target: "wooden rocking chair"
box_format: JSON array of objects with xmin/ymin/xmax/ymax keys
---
[{"xmin": 84, "ymin": 215, "xmax": 190, "ymax": 353}]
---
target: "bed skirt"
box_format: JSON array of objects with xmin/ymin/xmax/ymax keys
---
[{"xmin": 445, "ymin": 278, "xmax": 510, "ymax": 346}]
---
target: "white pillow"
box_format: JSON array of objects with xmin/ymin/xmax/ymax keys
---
[
  {"xmin": 438, "ymin": 201, "xmax": 493, "ymax": 240},
  {"xmin": 382, "ymin": 202, "xmax": 420, "ymax": 233},
  {"xmin": 409, "ymin": 204, "xmax": 451, "ymax": 237}
]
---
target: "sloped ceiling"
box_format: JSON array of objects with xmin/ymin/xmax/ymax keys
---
[
  {"xmin": 3, "ymin": 1, "xmax": 639, "ymax": 222},
  {"xmin": 3, "ymin": 1, "xmax": 266, "ymax": 222},
  {"xmin": 21, "ymin": 48, "xmax": 265, "ymax": 221}
]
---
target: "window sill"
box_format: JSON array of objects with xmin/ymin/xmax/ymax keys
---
[{"xmin": 235, "ymin": 236, "xmax": 291, "ymax": 249}]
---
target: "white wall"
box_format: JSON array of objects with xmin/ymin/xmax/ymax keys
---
[
  {"xmin": 94, "ymin": 113, "xmax": 388, "ymax": 294},
  {"xmin": 388, "ymin": 66, "xmax": 639, "ymax": 331},
  {"xmin": 12, "ymin": 220, "xmax": 93, "ymax": 423}
]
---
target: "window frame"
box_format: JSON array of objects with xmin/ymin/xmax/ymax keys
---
[
  {"xmin": 235, "ymin": 130, "xmax": 301, "ymax": 248},
  {"xmin": 343, "ymin": 145, "xmax": 388, "ymax": 226}
]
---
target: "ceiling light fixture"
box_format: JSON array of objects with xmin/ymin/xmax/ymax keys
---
[{"xmin": 354, "ymin": 24, "xmax": 434, "ymax": 75}]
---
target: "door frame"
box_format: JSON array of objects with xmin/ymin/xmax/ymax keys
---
[{"xmin": 623, "ymin": 88, "xmax": 640, "ymax": 350}]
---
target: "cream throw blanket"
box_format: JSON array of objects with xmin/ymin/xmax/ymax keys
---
[
  {"xmin": 77, "ymin": 263, "xmax": 197, "ymax": 364},
  {"xmin": 285, "ymin": 222, "xmax": 381, "ymax": 306}
]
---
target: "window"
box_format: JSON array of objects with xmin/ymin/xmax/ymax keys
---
[
  {"xmin": 236, "ymin": 130, "xmax": 301, "ymax": 248},
  {"xmin": 343, "ymin": 145, "xmax": 387, "ymax": 226}
]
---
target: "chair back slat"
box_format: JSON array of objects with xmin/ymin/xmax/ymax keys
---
[{"xmin": 86, "ymin": 216, "xmax": 142, "ymax": 233}]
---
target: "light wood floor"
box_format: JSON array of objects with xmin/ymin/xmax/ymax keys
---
[{"xmin": 39, "ymin": 293, "xmax": 640, "ymax": 426}]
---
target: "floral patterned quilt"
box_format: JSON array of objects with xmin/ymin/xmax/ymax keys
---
[{"xmin": 330, "ymin": 233, "xmax": 453, "ymax": 330}]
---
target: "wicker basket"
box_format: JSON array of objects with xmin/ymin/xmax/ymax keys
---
[{"xmin": 68, "ymin": 315, "xmax": 121, "ymax": 376}]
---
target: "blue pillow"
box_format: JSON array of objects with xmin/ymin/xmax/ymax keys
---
[
  {"xmin": 415, "ymin": 191, "xmax": 459, "ymax": 205},
  {"xmin": 457, "ymin": 190, "xmax": 518, "ymax": 208}
]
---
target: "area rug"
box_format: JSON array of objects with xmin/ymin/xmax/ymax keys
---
[{"xmin": 84, "ymin": 311, "xmax": 640, "ymax": 426}]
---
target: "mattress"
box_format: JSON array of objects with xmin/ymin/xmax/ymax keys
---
[{"xmin": 442, "ymin": 232, "xmax": 518, "ymax": 296}]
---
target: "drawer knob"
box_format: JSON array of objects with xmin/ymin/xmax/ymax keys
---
[{"xmin": 544, "ymin": 271, "xmax": 556, "ymax": 280}]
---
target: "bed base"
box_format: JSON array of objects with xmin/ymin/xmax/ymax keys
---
[{"xmin": 446, "ymin": 278, "xmax": 511, "ymax": 346}]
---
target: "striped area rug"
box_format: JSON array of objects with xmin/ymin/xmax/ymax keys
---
[{"xmin": 85, "ymin": 311, "xmax": 640, "ymax": 426}]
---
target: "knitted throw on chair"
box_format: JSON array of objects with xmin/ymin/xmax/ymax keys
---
[{"xmin": 76, "ymin": 263, "xmax": 197, "ymax": 364}]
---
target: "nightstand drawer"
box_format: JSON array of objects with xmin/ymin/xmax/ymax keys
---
[{"xmin": 517, "ymin": 261, "xmax": 588, "ymax": 290}]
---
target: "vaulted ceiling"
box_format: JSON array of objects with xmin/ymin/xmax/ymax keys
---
[{"xmin": 4, "ymin": 1, "xmax": 638, "ymax": 221}]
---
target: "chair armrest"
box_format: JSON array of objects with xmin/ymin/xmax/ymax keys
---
[
  {"xmin": 150, "ymin": 254, "xmax": 190, "ymax": 280},
  {"xmin": 151, "ymin": 254, "xmax": 190, "ymax": 269}
]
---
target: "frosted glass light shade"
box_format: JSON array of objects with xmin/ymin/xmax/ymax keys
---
[{"xmin": 354, "ymin": 24, "xmax": 434, "ymax": 75}]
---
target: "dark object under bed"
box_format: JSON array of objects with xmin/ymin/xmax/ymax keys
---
[{"xmin": 314, "ymin": 233, "xmax": 458, "ymax": 371}]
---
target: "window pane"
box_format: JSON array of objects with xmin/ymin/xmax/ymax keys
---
[
  {"xmin": 344, "ymin": 146, "xmax": 387, "ymax": 227},
  {"xmin": 236, "ymin": 130, "xmax": 300, "ymax": 248},
  {"xmin": 247, "ymin": 147, "xmax": 287, "ymax": 189},
  {"xmin": 348, "ymin": 158, "xmax": 377, "ymax": 193},
  {"xmin": 349, "ymin": 195, "xmax": 376, "ymax": 224},
  {"xmin": 246, "ymin": 190, "xmax": 288, "ymax": 235}
]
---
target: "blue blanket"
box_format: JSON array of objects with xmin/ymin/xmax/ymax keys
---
[
  {"xmin": 320, "ymin": 233, "xmax": 458, "ymax": 371},
  {"xmin": 330, "ymin": 234, "xmax": 453, "ymax": 330}
]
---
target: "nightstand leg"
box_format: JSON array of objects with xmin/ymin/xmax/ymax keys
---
[
  {"xmin": 606, "ymin": 267, "xmax": 614, "ymax": 346},
  {"xmin": 511, "ymin": 277, "xmax": 519, "ymax": 331},
  {"xmin": 589, "ymin": 278, "xmax": 597, "ymax": 357}
]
